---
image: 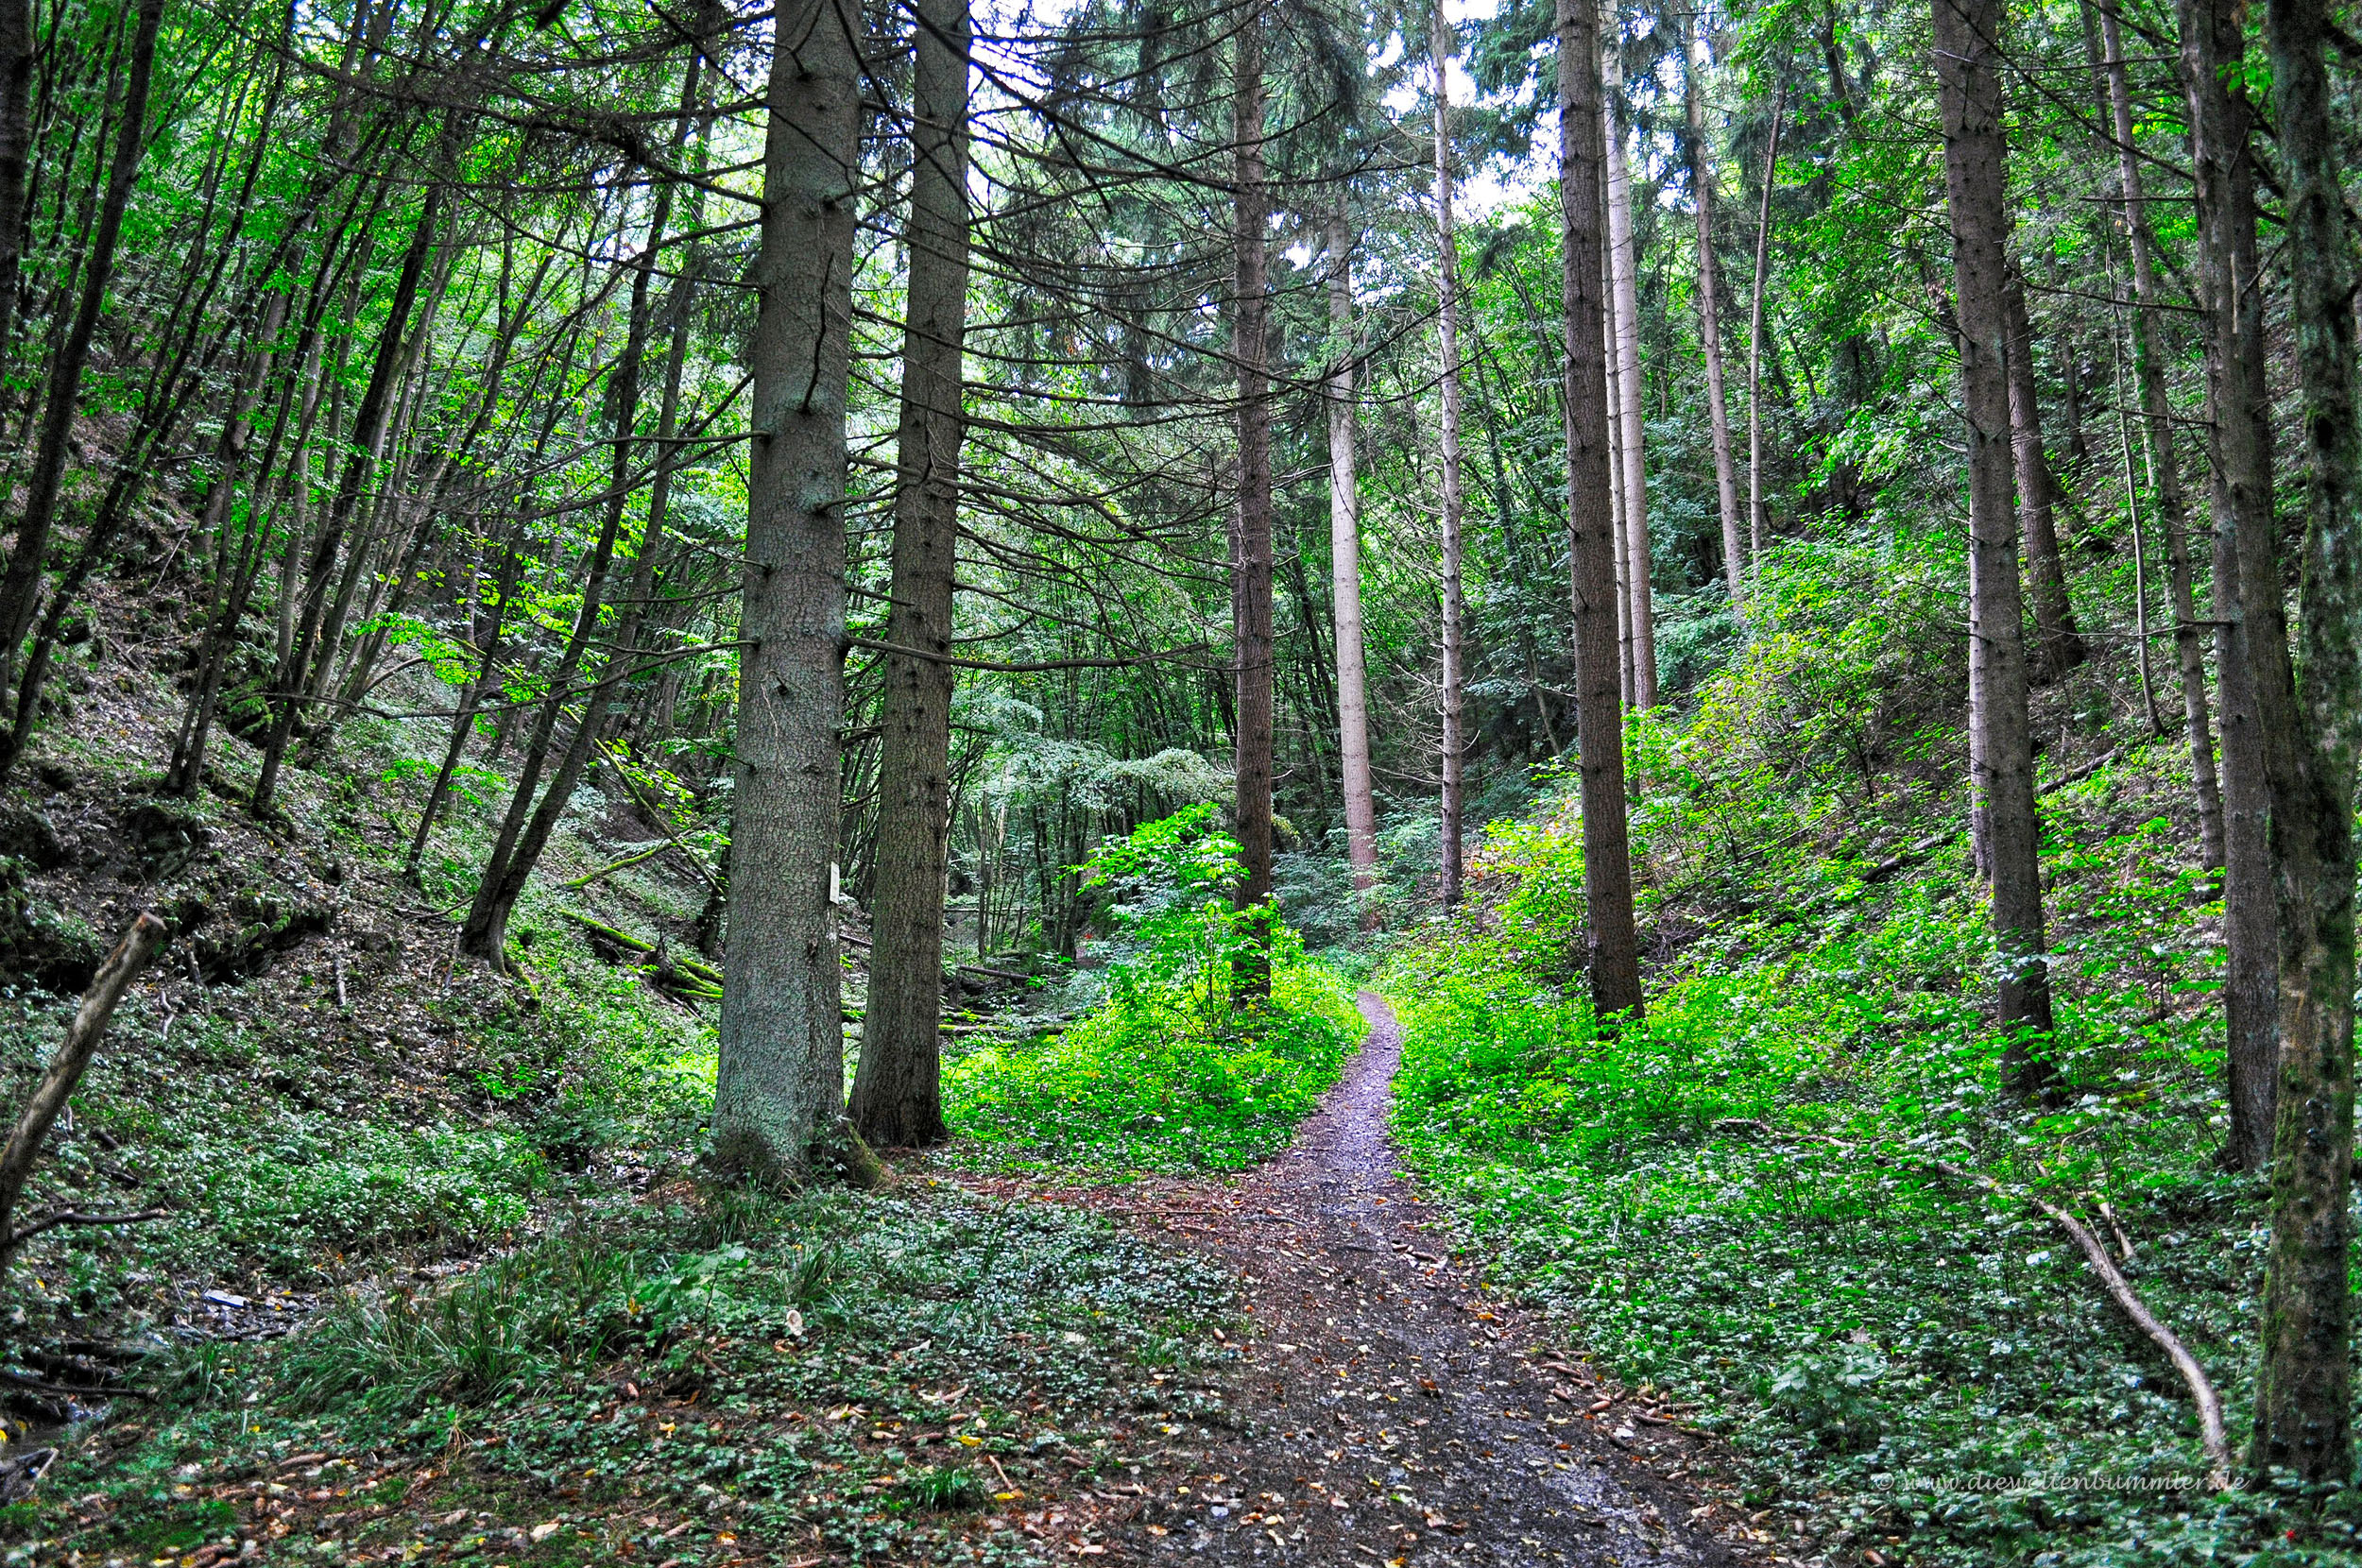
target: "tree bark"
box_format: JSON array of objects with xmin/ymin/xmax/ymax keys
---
[
  {"xmin": 1680, "ymin": 9, "xmax": 1744, "ymax": 617},
  {"xmin": 1325, "ymin": 210, "xmax": 1378, "ymax": 899},
  {"xmin": 0, "ymin": 913, "xmax": 165, "ymax": 1282},
  {"xmin": 850, "ymin": 0, "xmax": 969, "ymax": 1150},
  {"xmin": 2176, "ymin": 0, "xmax": 2285, "ymax": 1173},
  {"xmin": 2000, "ymin": 263, "xmax": 2085, "ymax": 682},
  {"xmin": 274, "ymin": 321, "xmax": 331, "ymax": 671},
  {"xmin": 1606, "ymin": 238, "xmax": 1634, "ymax": 706},
  {"xmin": 1745, "ymin": 94, "xmax": 1783, "ymax": 598},
  {"xmin": 0, "ymin": 0, "xmax": 163, "ymax": 697},
  {"xmin": 2110, "ymin": 299, "xmax": 2164, "ymax": 738},
  {"xmin": 1230, "ymin": 8, "xmax": 1275, "ymax": 980},
  {"xmin": 405, "ymin": 527, "xmax": 522, "ymax": 882},
  {"xmin": 0, "ymin": 0, "xmax": 35, "ymax": 381},
  {"xmin": 166, "ymin": 291, "xmax": 294, "ymax": 796},
  {"xmin": 714, "ymin": 0, "xmax": 864, "ymax": 1175},
  {"xmin": 2250, "ymin": 0, "xmax": 2362, "ymax": 1484},
  {"xmin": 1559, "ymin": 0, "xmax": 1643, "ymax": 1019},
  {"xmin": 299, "ymin": 246, "xmax": 454, "ymax": 734},
  {"xmin": 1933, "ymin": 0, "xmax": 2056, "ymax": 1084},
  {"xmin": 1433, "ymin": 2, "xmax": 1465, "ymax": 911},
  {"xmin": 2059, "ymin": 322, "xmax": 2089, "ymax": 479},
  {"xmin": 1604, "ymin": 60, "xmax": 1653, "ymax": 709},
  {"xmin": 2096, "ymin": 0, "xmax": 2223, "ymax": 868}
]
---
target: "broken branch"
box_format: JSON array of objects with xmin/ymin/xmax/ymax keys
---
[{"xmin": 0, "ymin": 913, "xmax": 168, "ymax": 1272}]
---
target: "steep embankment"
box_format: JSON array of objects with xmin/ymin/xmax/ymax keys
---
[{"xmin": 1371, "ymin": 726, "xmax": 2318, "ymax": 1567}]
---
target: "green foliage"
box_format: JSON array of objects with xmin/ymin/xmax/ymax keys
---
[
  {"xmin": 195, "ymin": 1116, "xmax": 547, "ymax": 1275},
  {"xmin": 1380, "ymin": 745, "xmax": 2340, "ymax": 1565},
  {"xmin": 272, "ymin": 1181, "xmax": 1242, "ymax": 1426},
  {"xmin": 945, "ymin": 808, "xmax": 1365, "ymax": 1170},
  {"xmin": 947, "ymin": 959, "xmax": 1361, "ymax": 1171},
  {"xmin": 43, "ymin": 1182, "xmax": 1241, "ymax": 1565},
  {"xmin": 892, "ymin": 1466, "xmax": 992, "ymax": 1512},
  {"xmin": 281, "ymin": 1233, "xmax": 648, "ymax": 1414}
]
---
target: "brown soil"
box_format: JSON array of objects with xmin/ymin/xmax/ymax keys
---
[{"xmin": 1078, "ymin": 993, "xmax": 1783, "ymax": 1568}]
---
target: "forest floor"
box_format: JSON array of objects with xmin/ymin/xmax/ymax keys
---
[
  {"xmin": 0, "ymin": 631, "xmax": 1830, "ymax": 1567},
  {"xmin": 967, "ymin": 995, "xmax": 1784, "ymax": 1568}
]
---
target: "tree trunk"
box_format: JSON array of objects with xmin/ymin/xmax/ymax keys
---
[
  {"xmin": 1558, "ymin": 0, "xmax": 1643, "ymax": 1019},
  {"xmin": 1604, "ymin": 63, "xmax": 1653, "ymax": 708},
  {"xmin": 1230, "ymin": 9, "xmax": 1275, "ymax": 979},
  {"xmin": 0, "ymin": 0, "xmax": 35, "ymax": 379},
  {"xmin": 599, "ymin": 49, "xmax": 710, "ymax": 743},
  {"xmin": 2059, "ymin": 322, "xmax": 2090, "ymax": 480},
  {"xmin": 166, "ymin": 291, "xmax": 295, "ymax": 796},
  {"xmin": 2176, "ymin": 0, "xmax": 2285, "ymax": 1172},
  {"xmin": 1325, "ymin": 211, "xmax": 1378, "ymax": 900},
  {"xmin": 194, "ymin": 290, "xmax": 288, "ymax": 580},
  {"xmin": 458, "ymin": 209, "xmax": 662, "ymax": 962},
  {"xmin": 1433, "ymin": 2, "xmax": 1465, "ymax": 910},
  {"xmin": 0, "ymin": 0, "xmax": 163, "ymax": 697},
  {"xmin": 406, "ymin": 524, "xmax": 517, "ymax": 864},
  {"xmin": 405, "ymin": 529, "xmax": 521, "ymax": 882},
  {"xmin": 1606, "ymin": 237, "xmax": 1634, "ymax": 706},
  {"xmin": 2249, "ymin": 0, "xmax": 2362, "ymax": 1485},
  {"xmin": 1745, "ymin": 94, "xmax": 1783, "ymax": 599},
  {"xmin": 275, "ymin": 325, "xmax": 330, "ymax": 671},
  {"xmin": 850, "ymin": 0, "xmax": 968, "ymax": 1150},
  {"xmin": 1967, "ymin": 537, "xmax": 1990, "ymax": 878},
  {"xmin": 252, "ymin": 186, "xmax": 444, "ymax": 817},
  {"xmin": 2111, "ymin": 303, "xmax": 2164, "ymax": 737},
  {"xmin": 2000, "ymin": 263, "xmax": 2085, "ymax": 682},
  {"xmin": 2097, "ymin": 0, "xmax": 2223, "ymax": 868},
  {"xmin": 1681, "ymin": 10, "xmax": 1744, "ymax": 617},
  {"xmin": 714, "ymin": 0, "xmax": 864, "ymax": 1175},
  {"xmin": 1933, "ymin": 0, "xmax": 2056, "ymax": 1085},
  {"xmin": 299, "ymin": 247, "xmax": 453, "ymax": 735}
]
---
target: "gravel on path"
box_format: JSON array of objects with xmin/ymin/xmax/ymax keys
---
[{"xmin": 1092, "ymin": 992, "xmax": 1781, "ymax": 1568}]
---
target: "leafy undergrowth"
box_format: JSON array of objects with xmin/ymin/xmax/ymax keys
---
[
  {"xmin": 942, "ymin": 807, "xmax": 1364, "ymax": 1173},
  {"xmin": 944, "ymin": 959, "xmax": 1361, "ymax": 1173},
  {"xmin": 0, "ymin": 600, "xmax": 1157, "ymax": 1566},
  {"xmin": 0, "ymin": 593, "xmax": 731, "ymax": 1356},
  {"xmin": 1378, "ymin": 570, "xmax": 2362, "ymax": 1565},
  {"xmin": 19, "ymin": 1179, "xmax": 1241, "ymax": 1565}
]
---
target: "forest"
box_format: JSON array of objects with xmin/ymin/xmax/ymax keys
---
[{"xmin": 0, "ymin": 0, "xmax": 2344, "ymax": 1553}]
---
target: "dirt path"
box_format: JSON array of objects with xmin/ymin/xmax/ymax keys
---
[{"xmin": 1101, "ymin": 993, "xmax": 1770, "ymax": 1567}]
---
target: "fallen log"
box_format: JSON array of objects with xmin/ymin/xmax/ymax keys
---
[{"xmin": 559, "ymin": 910, "xmax": 725, "ymax": 988}]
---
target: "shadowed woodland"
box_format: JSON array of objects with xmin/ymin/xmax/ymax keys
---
[{"xmin": 0, "ymin": 0, "xmax": 2349, "ymax": 1555}]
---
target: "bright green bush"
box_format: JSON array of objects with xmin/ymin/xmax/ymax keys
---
[
  {"xmin": 948, "ymin": 958, "xmax": 1359, "ymax": 1170},
  {"xmin": 946, "ymin": 807, "xmax": 1363, "ymax": 1171}
]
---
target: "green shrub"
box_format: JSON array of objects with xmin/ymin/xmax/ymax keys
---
[
  {"xmin": 948, "ymin": 958, "xmax": 1360, "ymax": 1170},
  {"xmin": 945, "ymin": 807, "xmax": 1364, "ymax": 1171}
]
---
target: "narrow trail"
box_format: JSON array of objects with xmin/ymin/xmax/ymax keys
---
[{"xmin": 1104, "ymin": 993, "xmax": 1770, "ymax": 1567}]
